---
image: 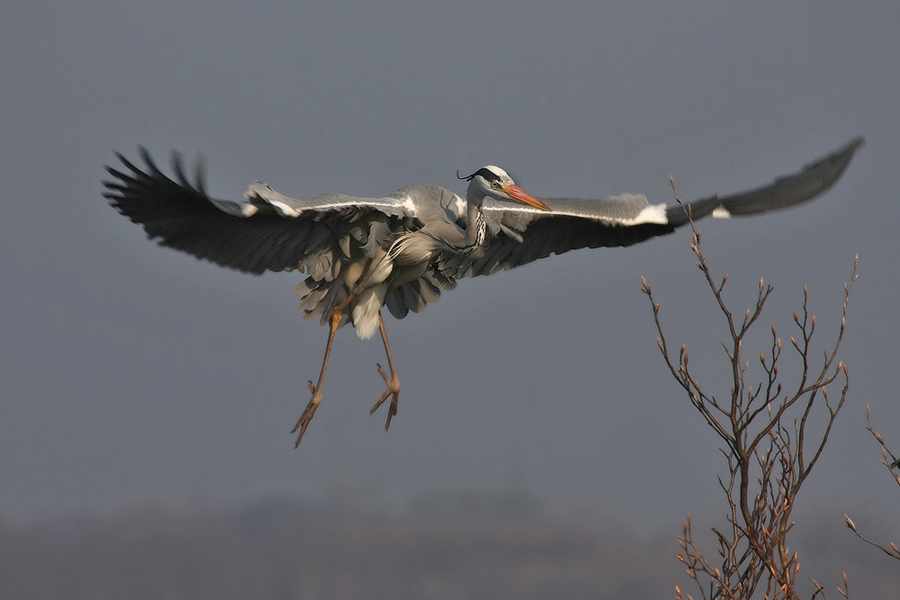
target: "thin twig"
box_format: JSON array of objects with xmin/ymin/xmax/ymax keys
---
[{"xmin": 843, "ymin": 405, "xmax": 900, "ymax": 561}]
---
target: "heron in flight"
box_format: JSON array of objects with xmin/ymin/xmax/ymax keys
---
[{"xmin": 103, "ymin": 137, "xmax": 863, "ymax": 446}]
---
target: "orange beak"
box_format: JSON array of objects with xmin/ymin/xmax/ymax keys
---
[{"xmin": 503, "ymin": 184, "xmax": 552, "ymax": 212}]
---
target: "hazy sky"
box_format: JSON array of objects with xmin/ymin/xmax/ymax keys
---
[{"xmin": 2, "ymin": 0, "xmax": 898, "ymax": 548}]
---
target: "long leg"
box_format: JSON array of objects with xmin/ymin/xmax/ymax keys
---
[
  {"xmin": 291, "ymin": 302, "xmax": 348, "ymax": 447},
  {"xmin": 370, "ymin": 310, "xmax": 402, "ymax": 430}
]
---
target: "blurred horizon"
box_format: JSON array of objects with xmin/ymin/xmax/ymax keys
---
[{"xmin": 3, "ymin": 485, "xmax": 896, "ymax": 598}]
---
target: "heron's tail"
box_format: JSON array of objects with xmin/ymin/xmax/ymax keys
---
[{"xmin": 352, "ymin": 284, "xmax": 388, "ymax": 340}]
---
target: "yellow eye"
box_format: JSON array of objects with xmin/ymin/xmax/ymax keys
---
[{"xmin": 491, "ymin": 181, "xmax": 501, "ymax": 189}]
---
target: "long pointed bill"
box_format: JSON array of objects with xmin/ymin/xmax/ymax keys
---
[{"xmin": 503, "ymin": 184, "xmax": 552, "ymax": 211}]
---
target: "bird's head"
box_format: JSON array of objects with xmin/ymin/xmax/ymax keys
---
[{"xmin": 458, "ymin": 165, "xmax": 551, "ymax": 211}]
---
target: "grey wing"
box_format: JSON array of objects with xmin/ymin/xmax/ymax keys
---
[
  {"xmin": 446, "ymin": 137, "xmax": 863, "ymax": 279},
  {"xmin": 103, "ymin": 148, "xmax": 417, "ymax": 276},
  {"xmin": 441, "ymin": 194, "xmax": 675, "ymax": 278}
]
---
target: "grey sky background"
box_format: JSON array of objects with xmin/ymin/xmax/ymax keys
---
[{"xmin": 2, "ymin": 0, "xmax": 897, "ymax": 554}]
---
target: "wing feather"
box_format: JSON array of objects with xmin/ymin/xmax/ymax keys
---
[
  {"xmin": 668, "ymin": 136, "xmax": 865, "ymax": 224},
  {"xmin": 103, "ymin": 149, "xmax": 416, "ymax": 275}
]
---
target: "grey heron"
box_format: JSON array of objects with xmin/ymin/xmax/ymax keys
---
[{"xmin": 103, "ymin": 137, "xmax": 863, "ymax": 446}]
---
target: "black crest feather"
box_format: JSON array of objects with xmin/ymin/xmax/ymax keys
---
[{"xmin": 457, "ymin": 167, "xmax": 501, "ymax": 183}]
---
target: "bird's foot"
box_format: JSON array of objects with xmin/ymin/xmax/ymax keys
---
[
  {"xmin": 291, "ymin": 381, "xmax": 322, "ymax": 447},
  {"xmin": 370, "ymin": 363, "xmax": 401, "ymax": 430}
]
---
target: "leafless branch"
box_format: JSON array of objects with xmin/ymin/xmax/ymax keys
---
[{"xmin": 843, "ymin": 406, "xmax": 900, "ymax": 561}]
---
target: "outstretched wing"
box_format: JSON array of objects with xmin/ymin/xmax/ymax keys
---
[
  {"xmin": 442, "ymin": 137, "xmax": 863, "ymax": 279},
  {"xmin": 103, "ymin": 148, "xmax": 418, "ymax": 276}
]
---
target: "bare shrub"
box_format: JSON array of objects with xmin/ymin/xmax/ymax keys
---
[{"xmin": 641, "ymin": 184, "xmax": 857, "ymax": 600}]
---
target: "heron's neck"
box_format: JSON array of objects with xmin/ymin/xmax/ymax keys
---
[{"xmin": 463, "ymin": 191, "xmax": 487, "ymax": 249}]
